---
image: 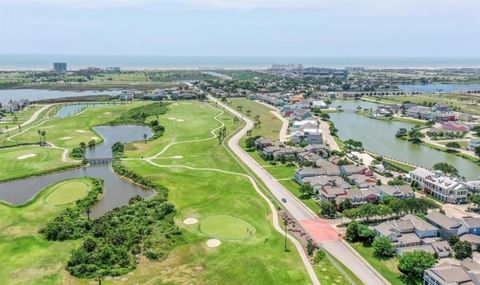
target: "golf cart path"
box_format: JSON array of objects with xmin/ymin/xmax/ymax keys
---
[{"xmin": 139, "ymin": 102, "xmax": 321, "ymax": 285}]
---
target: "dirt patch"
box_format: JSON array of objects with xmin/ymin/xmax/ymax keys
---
[
  {"xmin": 17, "ymin": 153, "xmax": 37, "ymax": 160},
  {"xmin": 206, "ymin": 239, "xmax": 221, "ymax": 248},
  {"xmin": 183, "ymin": 218, "xmax": 198, "ymax": 225}
]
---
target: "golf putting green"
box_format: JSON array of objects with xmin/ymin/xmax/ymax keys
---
[
  {"xmin": 45, "ymin": 179, "xmax": 91, "ymax": 205},
  {"xmin": 200, "ymin": 215, "xmax": 256, "ymax": 240}
]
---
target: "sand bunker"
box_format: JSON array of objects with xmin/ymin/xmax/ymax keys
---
[
  {"xmin": 183, "ymin": 218, "xmax": 198, "ymax": 225},
  {"xmin": 17, "ymin": 153, "xmax": 37, "ymax": 160},
  {"xmin": 173, "ymin": 103, "xmax": 179, "ymax": 106},
  {"xmin": 59, "ymin": 137, "xmax": 72, "ymax": 140},
  {"xmin": 168, "ymin": 117, "xmax": 176, "ymax": 120},
  {"xmin": 207, "ymin": 239, "xmax": 221, "ymax": 248},
  {"xmin": 75, "ymin": 130, "xmax": 87, "ymax": 133},
  {"xmin": 176, "ymin": 119, "xmax": 184, "ymax": 122},
  {"xmin": 91, "ymin": 136, "xmax": 98, "ymax": 140}
]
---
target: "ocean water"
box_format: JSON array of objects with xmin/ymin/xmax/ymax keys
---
[{"xmin": 0, "ymin": 55, "xmax": 479, "ymax": 70}]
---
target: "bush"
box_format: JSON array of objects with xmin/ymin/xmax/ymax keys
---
[
  {"xmin": 372, "ymin": 237, "xmax": 396, "ymax": 258},
  {"xmin": 346, "ymin": 222, "xmax": 360, "ymax": 242},
  {"xmin": 453, "ymin": 241, "xmax": 473, "ymax": 260},
  {"xmin": 314, "ymin": 250, "xmax": 326, "ymax": 263}
]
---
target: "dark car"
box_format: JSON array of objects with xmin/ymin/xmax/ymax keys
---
[{"xmin": 281, "ymin": 198, "xmax": 287, "ymax": 203}]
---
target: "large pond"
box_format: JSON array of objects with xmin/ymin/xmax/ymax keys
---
[
  {"xmin": 329, "ymin": 100, "xmax": 480, "ymax": 180},
  {"xmin": 0, "ymin": 125, "xmax": 154, "ymax": 218},
  {"xmin": 398, "ymin": 83, "xmax": 480, "ymax": 93},
  {"xmin": 0, "ymin": 89, "xmax": 122, "ymax": 104},
  {"xmin": 55, "ymin": 104, "xmax": 87, "ymax": 117}
]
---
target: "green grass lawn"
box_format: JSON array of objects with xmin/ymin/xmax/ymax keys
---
[
  {"xmin": 350, "ymin": 243, "xmax": 403, "ymax": 285},
  {"xmin": 0, "ymin": 145, "xmax": 78, "ymax": 181},
  {"xmin": 279, "ymin": 179, "xmax": 321, "ymax": 214},
  {"xmin": 14, "ymin": 102, "xmax": 147, "ymax": 151},
  {"xmin": 314, "ymin": 251, "xmax": 365, "ymax": 285},
  {"xmin": 0, "ymin": 178, "xmax": 93, "ymax": 284},
  {"xmin": 229, "ymin": 98, "xmax": 282, "ymax": 141},
  {"xmin": 0, "ymin": 104, "xmax": 43, "ymax": 129},
  {"xmin": 117, "ymin": 101, "xmax": 313, "ymax": 284},
  {"xmin": 44, "ymin": 179, "xmax": 91, "ymax": 205},
  {"xmin": 265, "ymin": 164, "xmax": 297, "ymax": 180}
]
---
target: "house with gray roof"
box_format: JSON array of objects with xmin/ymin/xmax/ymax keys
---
[
  {"xmin": 293, "ymin": 167, "xmax": 325, "ymax": 184},
  {"xmin": 424, "ymin": 259, "xmax": 480, "ymax": 285},
  {"xmin": 375, "ymin": 185, "xmax": 415, "ymax": 200},
  {"xmin": 426, "ymin": 211, "xmax": 468, "ymax": 239}
]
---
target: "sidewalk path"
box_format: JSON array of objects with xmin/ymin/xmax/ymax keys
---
[{"xmin": 211, "ymin": 95, "xmax": 388, "ymax": 285}]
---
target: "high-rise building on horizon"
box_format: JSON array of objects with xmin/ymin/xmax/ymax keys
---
[{"xmin": 53, "ymin": 62, "xmax": 67, "ymax": 73}]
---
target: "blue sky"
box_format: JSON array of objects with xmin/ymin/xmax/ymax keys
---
[{"xmin": 0, "ymin": 0, "xmax": 479, "ymax": 57}]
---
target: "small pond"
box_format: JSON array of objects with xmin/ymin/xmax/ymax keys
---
[{"xmin": 0, "ymin": 125, "xmax": 154, "ymax": 218}]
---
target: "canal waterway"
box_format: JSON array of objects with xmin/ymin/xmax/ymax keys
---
[
  {"xmin": 0, "ymin": 125, "xmax": 154, "ymax": 218},
  {"xmin": 398, "ymin": 83, "xmax": 480, "ymax": 93},
  {"xmin": 329, "ymin": 100, "xmax": 480, "ymax": 180},
  {"xmin": 0, "ymin": 89, "xmax": 122, "ymax": 104}
]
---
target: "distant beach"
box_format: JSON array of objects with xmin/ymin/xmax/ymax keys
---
[{"xmin": 0, "ymin": 55, "xmax": 479, "ymax": 70}]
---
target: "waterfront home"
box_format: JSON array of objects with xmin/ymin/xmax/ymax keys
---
[
  {"xmin": 410, "ymin": 167, "xmax": 435, "ymax": 188},
  {"xmin": 426, "ymin": 211, "xmax": 467, "ymax": 239},
  {"xmin": 405, "ymin": 106, "xmax": 432, "ymax": 119},
  {"xmin": 465, "ymin": 181, "xmax": 480, "ymax": 192},
  {"xmin": 439, "ymin": 121, "xmax": 470, "ymax": 133},
  {"xmin": 424, "ymin": 258, "xmax": 480, "ymax": 285},
  {"xmin": 291, "ymin": 127, "xmax": 323, "ymax": 145},
  {"xmin": 374, "ymin": 185, "xmax": 415, "ymax": 200},
  {"xmin": 292, "ymin": 119, "xmax": 318, "ymax": 128},
  {"xmin": 410, "ymin": 167, "xmax": 469, "ymax": 204},
  {"xmin": 293, "ymin": 167, "xmax": 325, "ymax": 184},
  {"xmin": 310, "ymin": 100, "xmax": 328, "ymax": 109},
  {"xmin": 347, "ymin": 174, "xmax": 377, "ymax": 189},
  {"xmin": 423, "ymin": 174, "xmax": 469, "ymax": 204},
  {"xmin": 467, "ymin": 139, "xmax": 480, "ymax": 151}
]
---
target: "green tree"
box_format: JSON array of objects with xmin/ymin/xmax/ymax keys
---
[
  {"xmin": 299, "ymin": 182, "xmax": 315, "ymax": 198},
  {"xmin": 445, "ymin": 142, "xmax": 461, "ymax": 149},
  {"xmin": 448, "ymin": 235, "xmax": 460, "ymax": 246},
  {"xmin": 469, "ymin": 193, "xmax": 480, "ymax": 210},
  {"xmin": 345, "ymin": 221, "xmax": 360, "ymax": 242},
  {"xmin": 358, "ymin": 224, "xmax": 376, "ymax": 245},
  {"xmin": 398, "ymin": 251, "xmax": 436, "ymax": 283},
  {"xmin": 372, "ymin": 237, "xmax": 396, "ymax": 258},
  {"xmin": 433, "ymin": 162, "xmax": 459, "ymax": 176},
  {"xmin": 453, "ymin": 241, "xmax": 473, "ymax": 260},
  {"xmin": 408, "ymin": 127, "xmax": 424, "ymax": 144},
  {"xmin": 475, "ymin": 146, "xmax": 480, "ymax": 161},
  {"xmin": 319, "ymin": 201, "xmax": 337, "ymax": 218}
]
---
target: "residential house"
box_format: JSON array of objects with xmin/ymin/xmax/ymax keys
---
[
  {"xmin": 430, "ymin": 241, "xmax": 452, "ymax": 258},
  {"xmin": 410, "ymin": 168, "xmax": 469, "ymax": 204},
  {"xmin": 311, "ymin": 100, "xmax": 328, "ymax": 109},
  {"xmin": 319, "ymin": 187, "xmax": 347, "ymax": 202},
  {"xmin": 460, "ymin": 234, "xmax": 480, "ymax": 250},
  {"xmin": 347, "ymin": 174, "xmax": 377, "ymax": 189},
  {"xmin": 303, "ymin": 144, "xmax": 331, "ymax": 158},
  {"xmin": 375, "ymin": 185, "xmax": 415, "ymax": 200},
  {"xmin": 293, "ymin": 167, "xmax": 325, "ymax": 184},
  {"xmin": 297, "ymin": 151, "xmax": 322, "ymax": 165},
  {"xmin": 340, "ymin": 165, "xmax": 369, "ymax": 176},
  {"xmin": 460, "ymin": 218, "xmax": 480, "ymax": 235},
  {"xmin": 346, "ymin": 190, "xmax": 368, "ymax": 206},
  {"xmin": 424, "ymin": 259, "xmax": 480, "ymax": 285},
  {"xmin": 290, "ymin": 109, "xmax": 313, "ymax": 121},
  {"xmin": 254, "ymin": 137, "xmax": 274, "ymax": 150},
  {"xmin": 399, "ymin": 214, "xmax": 439, "ymax": 238},
  {"xmin": 405, "ymin": 106, "xmax": 432, "ymax": 120},
  {"xmin": 426, "ymin": 211, "xmax": 468, "ymax": 239},
  {"xmin": 439, "ymin": 121, "xmax": 470, "ymax": 133},
  {"xmin": 467, "ymin": 139, "xmax": 480, "ymax": 151}
]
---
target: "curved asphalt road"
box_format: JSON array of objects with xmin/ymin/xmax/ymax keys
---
[{"xmin": 210, "ymin": 95, "xmax": 389, "ymax": 285}]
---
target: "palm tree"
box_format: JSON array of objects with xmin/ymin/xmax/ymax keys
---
[
  {"xmin": 41, "ymin": 130, "xmax": 46, "ymax": 145},
  {"xmin": 37, "ymin": 130, "xmax": 42, "ymax": 145},
  {"xmin": 246, "ymin": 109, "xmax": 251, "ymax": 117},
  {"xmin": 143, "ymin": 133, "xmax": 148, "ymax": 143},
  {"xmin": 85, "ymin": 207, "xmax": 91, "ymax": 221}
]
